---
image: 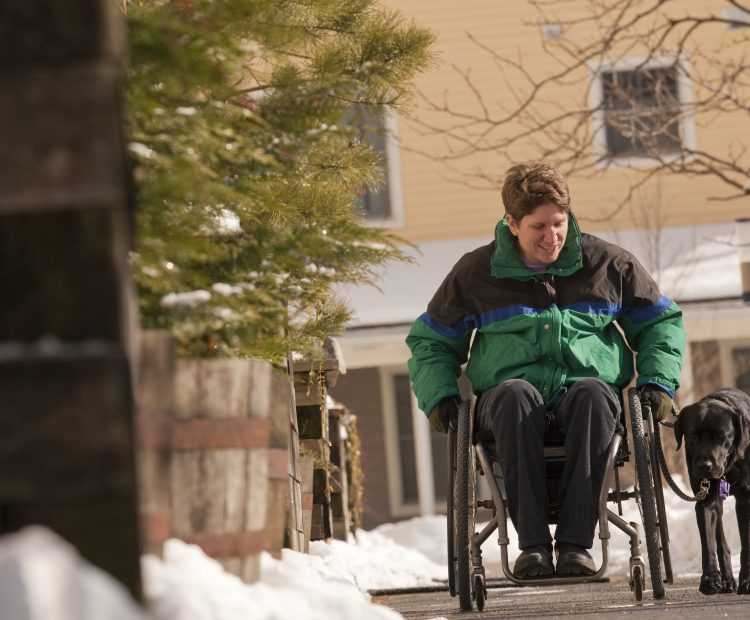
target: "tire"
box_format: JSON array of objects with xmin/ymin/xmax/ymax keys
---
[
  {"xmin": 629, "ymin": 389, "xmax": 666, "ymax": 600},
  {"xmin": 454, "ymin": 400, "xmax": 475, "ymax": 611},
  {"xmin": 474, "ymin": 574, "xmax": 485, "ymax": 611},
  {"xmin": 648, "ymin": 420, "xmax": 674, "ymax": 583},
  {"xmin": 446, "ymin": 424, "xmax": 457, "ymax": 598},
  {"xmin": 632, "ymin": 564, "xmax": 644, "ymax": 602}
]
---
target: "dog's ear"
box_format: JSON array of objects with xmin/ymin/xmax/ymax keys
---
[{"xmin": 673, "ymin": 409, "xmax": 684, "ymax": 450}]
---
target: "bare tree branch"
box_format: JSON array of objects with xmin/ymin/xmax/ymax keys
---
[{"xmin": 408, "ymin": 0, "xmax": 750, "ymax": 219}]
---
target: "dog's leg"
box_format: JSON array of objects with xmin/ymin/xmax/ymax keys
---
[
  {"xmin": 714, "ymin": 500, "xmax": 737, "ymax": 593},
  {"xmin": 737, "ymin": 491, "xmax": 750, "ymax": 594},
  {"xmin": 697, "ymin": 497, "xmax": 724, "ymax": 595}
]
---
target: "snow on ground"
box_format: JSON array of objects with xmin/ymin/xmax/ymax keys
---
[
  {"xmin": 0, "ymin": 526, "xmax": 146, "ymax": 620},
  {"xmin": 0, "ymin": 477, "xmax": 741, "ymax": 620},
  {"xmin": 141, "ymin": 540, "xmax": 405, "ymax": 620},
  {"xmin": 364, "ymin": 475, "xmax": 739, "ymax": 580},
  {"xmin": 136, "ymin": 476, "xmax": 744, "ymax": 619}
]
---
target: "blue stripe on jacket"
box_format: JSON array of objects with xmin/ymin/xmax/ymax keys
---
[
  {"xmin": 624, "ymin": 296, "xmax": 674, "ymax": 324},
  {"xmin": 559, "ymin": 301, "xmax": 622, "ymax": 316},
  {"xmin": 419, "ymin": 312, "xmax": 475, "ymax": 340},
  {"xmin": 420, "ymin": 296, "xmax": 674, "ymax": 340}
]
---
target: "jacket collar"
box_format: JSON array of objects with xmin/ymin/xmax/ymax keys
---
[{"xmin": 490, "ymin": 212, "xmax": 583, "ymax": 280}]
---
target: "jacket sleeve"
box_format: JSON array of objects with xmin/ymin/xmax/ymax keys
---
[
  {"xmin": 406, "ymin": 264, "xmax": 474, "ymax": 415},
  {"xmin": 617, "ymin": 256, "xmax": 686, "ymax": 394}
]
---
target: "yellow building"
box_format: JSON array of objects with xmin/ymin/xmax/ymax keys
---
[{"xmin": 330, "ymin": 0, "xmax": 750, "ymax": 527}]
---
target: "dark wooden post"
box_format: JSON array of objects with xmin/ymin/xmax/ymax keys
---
[
  {"xmin": 293, "ymin": 340, "xmax": 347, "ymax": 545},
  {"xmin": 0, "ymin": 0, "xmax": 142, "ymax": 599}
]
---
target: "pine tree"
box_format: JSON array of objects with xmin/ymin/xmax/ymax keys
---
[{"xmin": 124, "ymin": 0, "xmax": 434, "ymax": 363}]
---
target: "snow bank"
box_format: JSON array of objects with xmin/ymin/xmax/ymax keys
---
[
  {"xmin": 0, "ymin": 526, "xmax": 146, "ymax": 620},
  {"xmin": 142, "ymin": 540, "xmax": 403, "ymax": 620},
  {"xmin": 1, "ymin": 479, "xmax": 741, "ymax": 620}
]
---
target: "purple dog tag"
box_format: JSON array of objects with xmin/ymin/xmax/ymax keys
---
[{"xmin": 718, "ymin": 479, "xmax": 731, "ymax": 500}]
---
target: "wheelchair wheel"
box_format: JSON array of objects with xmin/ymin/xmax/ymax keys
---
[
  {"xmin": 474, "ymin": 574, "xmax": 485, "ymax": 611},
  {"xmin": 631, "ymin": 564, "xmax": 644, "ymax": 602},
  {"xmin": 628, "ymin": 388, "xmax": 666, "ymax": 600},
  {"xmin": 648, "ymin": 419, "xmax": 673, "ymax": 583},
  {"xmin": 454, "ymin": 400, "xmax": 476, "ymax": 611},
  {"xmin": 446, "ymin": 424, "xmax": 456, "ymax": 598}
]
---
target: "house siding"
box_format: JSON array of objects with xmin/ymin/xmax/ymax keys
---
[{"xmin": 384, "ymin": 0, "xmax": 748, "ymax": 243}]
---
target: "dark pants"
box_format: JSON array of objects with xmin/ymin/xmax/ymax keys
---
[{"xmin": 476, "ymin": 378, "xmax": 619, "ymax": 550}]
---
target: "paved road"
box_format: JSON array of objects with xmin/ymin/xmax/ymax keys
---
[{"xmin": 372, "ymin": 576, "xmax": 750, "ymax": 619}]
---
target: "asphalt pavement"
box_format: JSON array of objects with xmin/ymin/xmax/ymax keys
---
[{"xmin": 372, "ymin": 575, "xmax": 750, "ymax": 619}]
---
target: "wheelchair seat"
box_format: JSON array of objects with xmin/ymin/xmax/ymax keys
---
[{"xmin": 472, "ymin": 427, "xmax": 569, "ymax": 523}]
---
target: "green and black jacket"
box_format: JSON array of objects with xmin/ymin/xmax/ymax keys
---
[{"xmin": 406, "ymin": 215, "xmax": 686, "ymax": 415}]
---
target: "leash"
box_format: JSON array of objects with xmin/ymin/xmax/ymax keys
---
[{"xmin": 654, "ymin": 403, "xmax": 711, "ymax": 502}]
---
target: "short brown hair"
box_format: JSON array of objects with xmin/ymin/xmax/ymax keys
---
[{"xmin": 501, "ymin": 162, "xmax": 571, "ymax": 220}]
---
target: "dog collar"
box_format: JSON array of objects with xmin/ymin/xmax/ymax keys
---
[
  {"xmin": 718, "ymin": 479, "xmax": 731, "ymax": 500},
  {"xmin": 696, "ymin": 478, "xmax": 731, "ymax": 501}
]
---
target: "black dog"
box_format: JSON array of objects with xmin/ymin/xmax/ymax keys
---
[{"xmin": 675, "ymin": 388, "xmax": 750, "ymax": 595}]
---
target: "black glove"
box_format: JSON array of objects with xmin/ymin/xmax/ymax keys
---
[
  {"xmin": 428, "ymin": 397, "xmax": 458, "ymax": 433},
  {"xmin": 640, "ymin": 385, "xmax": 673, "ymax": 422}
]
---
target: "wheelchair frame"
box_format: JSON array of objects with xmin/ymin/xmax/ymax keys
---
[{"xmin": 446, "ymin": 387, "xmax": 672, "ymax": 611}]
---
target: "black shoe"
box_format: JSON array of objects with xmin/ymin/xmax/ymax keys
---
[
  {"xmin": 513, "ymin": 544, "xmax": 554, "ymax": 578},
  {"xmin": 555, "ymin": 542, "xmax": 596, "ymax": 576}
]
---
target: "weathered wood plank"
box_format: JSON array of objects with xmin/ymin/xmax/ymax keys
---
[
  {"xmin": 137, "ymin": 330, "xmax": 175, "ymax": 416},
  {"xmin": 264, "ymin": 479, "xmax": 288, "ymax": 554},
  {"xmin": 284, "ymin": 368, "xmax": 305, "ymax": 553},
  {"xmin": 165, "ymin": 357, "xmax": 275, "ymax": 583},
  {"xmin": 246, "ymin": 448, "xmax": 268, "ymax": 531},
  {"xmin": 268, "ymin": 448, "xmax": 288, "ymax": 480},
  {"xmin": 299, "ymin": 455, "xmax": 315, "ymax": 552},
  {"xmin": 299, "ymin": 438, "xmax": 330, "ymax": 463},
  {"xmin": 311, "ymin": 467, "xmax": 333, "ymax": 542},
  {"xmin": 178, "ymin": 530, "xmax": 265, "ymax": 557}
]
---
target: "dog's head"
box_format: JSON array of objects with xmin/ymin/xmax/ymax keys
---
[{"xmin": 675, "ymin": 388, "xmax": 750, "ymax": 479}]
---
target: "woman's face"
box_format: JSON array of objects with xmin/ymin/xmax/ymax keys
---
[{"xmin": 507, "ymin": 202, "xmax": 568, "ymax": 265}]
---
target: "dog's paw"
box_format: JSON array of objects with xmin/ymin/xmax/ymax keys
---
[
  {"xmin": 738, "ymin": 579, "xmax": 750, "ymax": 595},
  {"xmin": 720, "ymin": 576, "xmax": 737, "ymax": 593},
  {"xmin": 699, "ymin": 572, "xmax": 724, "ymax": 595}
]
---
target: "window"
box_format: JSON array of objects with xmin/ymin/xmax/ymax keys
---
[
  {"xmin": 381, "ymin": 368, "xmax": 447, "ymax": 516},
  {"xmin": 393, "ymin": 373, "xmax": 419, "ymax": 504},
  {"xmin": 724, "ymin": 8, "xmax": 750, "ymax": 29},
  {"xmin": 716, "ymin": 340, "xmax": 750, "ymax": 397},
  {"xmin": 590, "ymin": 58, "xmax": 695, "ymax": 165},
  {"xmin": 355, "ymin": 109, "xmax": 405, "ymax": 227},
  {"xmin": 540, "ymin": 23, "xmax": 563, "ymax": 42},
  {"xmin": 732, "ymin": 347, "xmax": 750, "ymax": 395}
]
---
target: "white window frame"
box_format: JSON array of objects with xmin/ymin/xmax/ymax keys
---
[
  {"xmin": 720, "ymin": 337, "xmax": 750, "ymax": 389},
  {"xmin": 360, "ymin": 108, "xmax": 405, "ymax": 228},
  {"xmin": 379, "ymin": 366, "xmax": 438, "ymax": 517},
  {"xmin": 588, "ymin": 55, "xmax": 696, "ymax": 169}
]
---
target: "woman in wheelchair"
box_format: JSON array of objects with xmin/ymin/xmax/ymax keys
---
[{"xmin": 406, "ymin": 162, "xmax": 686, "ymax": 579}]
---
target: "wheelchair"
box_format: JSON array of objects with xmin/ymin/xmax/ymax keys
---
[{"xmin": 446, "ymin": 387, "xmax": 672, "ymax": 611}]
